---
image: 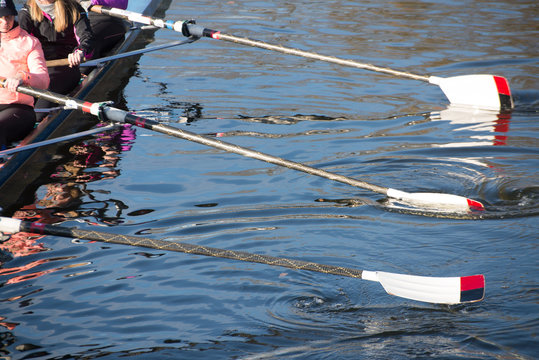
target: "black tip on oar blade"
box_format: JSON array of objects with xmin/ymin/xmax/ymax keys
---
[{"xmin": 460, "ymin": 274, "xmax": 485, "ymax": 303}]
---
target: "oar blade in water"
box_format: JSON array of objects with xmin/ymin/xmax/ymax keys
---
[
  {"xmin": 363, "ymin": 271, "xmax": 485, "ymax": 304},
  {"xmin": 429, "ymin": 74, "xmax": 513, "ymax": 111}
]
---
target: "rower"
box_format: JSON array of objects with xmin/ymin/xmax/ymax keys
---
[
  {"xmin": 19, "ymin": 0, "xmax": 95, "ymax": 122},
  {"xmin": 0, "ymin": 0, "xmax": 49, "ymax": 148},
  {"xmin": 79, "ymin": 0, "xmax": 128, "ymax": 58}
]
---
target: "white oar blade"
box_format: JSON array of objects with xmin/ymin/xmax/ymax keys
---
[
  {"xmin": 429, "ymin": 75, "xmax": 513, "ymax": 111},
  {"xmin": 363, "ymin": 271, "xmax": 485, "ymax": 304},
  {"xmin": 386, "ymin": 188, "xmax": 484, "ymax": 212}
]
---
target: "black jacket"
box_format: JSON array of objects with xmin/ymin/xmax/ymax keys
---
[{"xmin": 19, "ymin": 3, "xmax": 95, "ymax": 60}]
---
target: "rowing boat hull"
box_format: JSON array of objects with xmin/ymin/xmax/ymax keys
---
[{"xmin": 0, "ymin": 0, "xmax": 169, "ymax": 214}]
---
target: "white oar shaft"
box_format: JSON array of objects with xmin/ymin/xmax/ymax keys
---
[
  {"xmin": 215, "ymin": 33, "xmax": 430, "ymax": 82},
  {"xmin": 46, "ymin": 38, "xmax": 197, "ymax": 67},
  {"xmin": 103, "ymin": 108, "xmax": 389, "ymax": 195},
  {"xmin": 82, "ymin": 38, "xmax": 197, "ymax": 67}
]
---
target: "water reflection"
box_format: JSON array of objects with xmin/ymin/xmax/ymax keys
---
[
  {"xmin": 52, "ymin": 124, "xmax": 136, "ymax": 184},
  {"xmin": 0, "ymin": 231, "xmax": 47, "ymax": 259},
  {"xmin": 236, "ymin": 114, "xmax": 348, "ymax": 125},
  {"xmin": 28, "ymin": 124, "xmax": 138, "ymax": 224},
  {"xmin": 0, "ymin": 257, "xmax": 88, "ymax": 286},
  {"xmin": 0, "ymin": 124, "xmax": 136, "ymax": 266},
  {"xmin": 1, "ymin": 1, "xmax": 537, "ymax": 358},
  {"xmin": 429, "ymin": 105, "xmax": 511, "ymax": 147}
]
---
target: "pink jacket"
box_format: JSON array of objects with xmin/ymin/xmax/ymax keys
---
[{"xmin": 0, "ymin": 25, "xmax": 49, "ymax": 107}]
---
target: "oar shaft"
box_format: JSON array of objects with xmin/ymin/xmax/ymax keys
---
[
  {"xmin": 0, "ymin": 216, "xmax": 486, "ymax": 304},
  {"xmin": 16, "ymin": 219, "xmax": 364, "ymax": 279},
  {"xmin": 2, "ymin": 79, "xmax": 388, "ymax": 196},
  {"xmin": 0, "ymin": 125, "xmax": 117, "ymax": 157},
  {"xmin": 90, "ymin": 5, "xmax": 429, "ymax": 82},
  {"xmin": 89, "ymin": 5, "xmax": 513, "ymax": 112},
  {"xmin": 208, "ymin": 32, "xmax": 429, "ymax": 82},
  {"xmin": 46, "ymin": 38, "xmax": 198, "ymax": 68},
  {"xmin": 46, "ymin": 58, "xmax": 75, "ymax": 67},
  {"xmin": 118, "ymin": 113, "xmax": 389, "ymax": 194}
]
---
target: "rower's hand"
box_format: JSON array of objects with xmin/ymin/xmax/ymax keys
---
[
  {"xmin": 4, "ymin": 77, "xmax": 22, "ymax": 92},
  {"xmin": 68, "ymin": 49, "xmax": 84, "ymax": 67}
]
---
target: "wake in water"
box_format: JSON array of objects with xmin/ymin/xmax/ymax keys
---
[{"xmin": 180, "ymin": 102, "xmax": 538, "ymax": 220}]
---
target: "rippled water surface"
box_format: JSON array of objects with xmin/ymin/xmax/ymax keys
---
[{"xmin": 1, "ymin": 0, "xmax": 538, "ymax": 359}]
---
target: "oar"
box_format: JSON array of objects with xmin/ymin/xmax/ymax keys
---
[
  {"xmin": 90, "ymin": 5, "xmax": 514, "ymax": 111},
  {"xmin": 46, "ymin": 37, "xmax": 198, "ymax": 67},
  {"xmin": 0, "ymin": 78, "xmax": 485, "ymax": 213},
  {"xmin": 0, "ymin": 125, "xmax": 117, "ymax": 159},
  {"xmin": 0, "ymin": 217, "xmax": 485, "ymax": 304}
]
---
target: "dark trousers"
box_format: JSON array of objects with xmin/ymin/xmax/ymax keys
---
[
  {"xmin": 0, "ymin": 104, "xmax": 36, "ymax": 148},
  {"xmin": 89, "ymin": 14, "xmax": 127, "ymax": 58},
  {"xmin": 35, "ymin": 65, "xmax": 81, "ymax": 122}
]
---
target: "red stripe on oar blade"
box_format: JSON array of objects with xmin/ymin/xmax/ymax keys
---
[
  {"xmin": 460, "ymin": 274, "xmax": 485, "ymax": 303},
  {"xmin": 494, "ymin": 76, "xmax": 511, "ymax": 96},
  {"xmin": 461, "ymin": 274, "xmax": 484, "ymax": 291},
  {"xmin": 467, "ymin": 198, "xmax": 485, "ymax": 211},
  {"xmin": 493, "ymin": 76, "xmax": 513, "ymax": 110}
]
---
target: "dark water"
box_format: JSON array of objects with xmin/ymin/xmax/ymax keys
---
[{"xmin": 1, "ymin": 0, "xmax": 538, "ymax": 359}]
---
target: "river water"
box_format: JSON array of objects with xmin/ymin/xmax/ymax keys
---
[{"xmin": 1, "ymin": 0, "xmax": 538, "ymax": 359}]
